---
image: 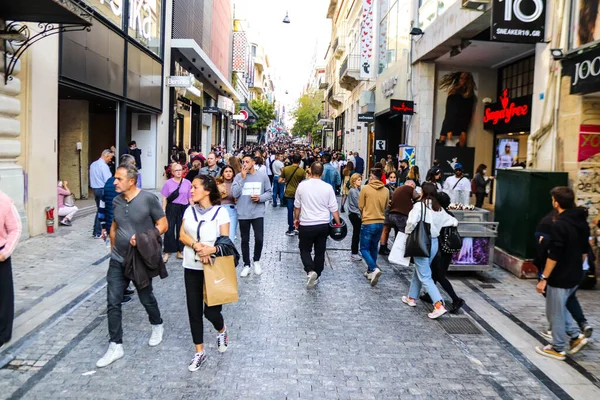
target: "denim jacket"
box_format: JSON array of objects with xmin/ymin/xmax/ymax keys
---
[{"xmin": 321, "ymin": 163, "xmax": 341, "ymax": 191}]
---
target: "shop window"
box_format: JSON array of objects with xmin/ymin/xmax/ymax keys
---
[{"xmin": 499, "ymin": 56, "xmax": 534, "ymax": 99}]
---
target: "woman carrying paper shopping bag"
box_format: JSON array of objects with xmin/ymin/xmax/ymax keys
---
[{"xmin": 179, "ymin": 174, "xmax": 234, "ymax": 372}]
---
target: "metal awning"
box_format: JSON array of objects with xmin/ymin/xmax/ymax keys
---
[
  {"xmin": 0, "ymin": 0, "xmax": 93, "ymax": 25},
  {"xmin": 172, "ymin": 39, "xmax": 241, "ymax": 102}
]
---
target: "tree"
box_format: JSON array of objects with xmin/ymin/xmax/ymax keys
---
[
  {"xmin": 291, "ymin": 93, "xmax": 323, "ymax": 137},
  {"xmin": 248, "ymin": 99, "xmax": 277, "ymax": 132}
]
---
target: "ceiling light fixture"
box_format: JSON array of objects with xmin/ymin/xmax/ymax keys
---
[
  {"xmin": 283, "ymin": 11, "xmax": 290, "ymax": 24},
  {"xmin": 409, "ymin": 27, "xmax": 424, "ymax": 36}
]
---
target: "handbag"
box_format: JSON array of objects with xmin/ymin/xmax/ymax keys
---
[
  {"xmin": 440, "ymin": 226, "xmax": 462, "ymax": 254},
  {"xmin": 64, "ymin": 194, "xmax": 75, "ymax": 207},
  {"xmin": 388, "ymin": 231, "xmax": 410, "ymax": 266},
  {"xmin": 166, "ymin": 179, "xmax": 183, "ymax": 203},
  {"xmin": 404, "ymin": 203, "xmax": 431, "ymax": 258},
  {"xmin": 203, "ymin": 255, "xmax": 239, "ymax": 306}
]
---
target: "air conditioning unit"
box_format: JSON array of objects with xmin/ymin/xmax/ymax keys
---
[{"xmin": 462, "ymin": 0, "xmax": 490, "ymax": 10}]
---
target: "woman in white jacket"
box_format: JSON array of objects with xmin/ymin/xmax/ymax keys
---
[{"xmin": 402, "ymin": 182, "xmax": 458, "ymax": 319}]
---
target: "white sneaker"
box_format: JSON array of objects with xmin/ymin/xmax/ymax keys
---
[
  {"xmin": 350, "ymin": 254, "xmax": 362, "ymax": 261},
  {"xmin": 306, "ymin": 271, "xmax": 318, "ymax": 288},
  {"xmin": 217, "ymin": 326, "xmax": 229, "ymax": 353},
  {"xmin": 367, "ymin": 268, "xmax": 382, "ymax": 286},
  {"xmin": 148, "ymin": 323, "xmax": 164, "ymax": 347},
  {"xmin": 540, "ymin": 330, "xmax": 553, "ymax": 341},
  {"xmin": 240, "ymin": 266, "xmax": 251, "ymax": 277},
  {"xmin": 428, "ymin": 304, "xmax": 448, "ymax": 319},
  {"xmin": 401, "ymin": 296, "xmax": 417, "ymax": 307},
  {"xmin": 96, "ymin": 342, "xmax": 124, "ymax": 368},
  {"xmin": 253, "ymin": 261, "xmax": 262, "ymax": 276}
]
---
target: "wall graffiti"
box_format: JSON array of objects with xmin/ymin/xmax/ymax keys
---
[{"xmin": 577, "ymin": 166, "xmax": 600, "ymax": 195}]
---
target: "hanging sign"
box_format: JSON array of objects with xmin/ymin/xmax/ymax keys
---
[
  {"xmin": 375, "ymin": 140, "xmax": 387, "ymax": 151},
  {"xmin": 167, "ymin": 75, "xmax": 192, "ymax": 87},
  {"xmin": 483, "ymin": 90, "xmax": 531, "ymax": 134},
  {"xmin": 358, "ymin": 112, "xmax": 375, "ymax": 122},
  {"xmin": 390, "ymin": 100, "xmax": 415, "ymax": 115},
  {"xmin": 579, "ymin": 125, "xmax": 600, "ymax": 162},
  {"xmin": 562, "ymin": 46, "xmax": 600, "ymax": 95},
  {"xmin": 359, "ymin": 0, "xmax": 375, "ymax": 79},
  {"xmin": 491, "ymin": 0, "xmax": 546, "ymax": 43},
  {"xmin": 203, "ymin": 106, "xmax": 219, "ymax": 114},
  {"xmin": 398, "ymin": 145, "xmax": 416, "ymax": 167}
]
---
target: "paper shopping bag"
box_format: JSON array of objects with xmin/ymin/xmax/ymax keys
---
[
  {"xmin": 388, "ymin": 231, "xmax": 411, "ymax": 266},
  {"xmin": 203, "ymin": 256, "xmax": 239, "ymax": 306}
]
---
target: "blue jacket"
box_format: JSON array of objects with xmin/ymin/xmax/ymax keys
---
[
  {"xmin": 98, "ymin": 177, "xmax": 118, "ymax": 231},
  {"xmin": 321, "ymin": 162, "xmax": 341, "ymax": 192},
  {"xmin": 354, "ymin": 156, "xmax": 364, "ymax": 175}
]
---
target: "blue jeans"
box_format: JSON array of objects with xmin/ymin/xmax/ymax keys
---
[
  {"xmin": 360, "ymin": 223, "xmax": 384, "ymax": 272},
  {"xmin": 408, "ymin": 238, "xmax": 443, "ymax": 304},
  {"xmin": 547, "ymin": 285, "xmax": 581, "ymax": 352},
  {"xmin": 225, "ymin": 205, "xmax": 238, "ymax": 240},
  {"xmin": 93, "ymin": 188, "xmax": 104, "ymax": 236},
  {"xmin": 285, "ymin": 197, "xmax": 295, "ymax": 231},
  {"xmin": 272, "ymin": 176, "xmax": 285, "ymax": 205}
]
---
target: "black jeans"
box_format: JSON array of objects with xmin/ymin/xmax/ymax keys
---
[
  {"xmin": 184, "ymin": 269, "xmax": 224, "ymax": 345},
  {"xmin": 348, "ymin": 212, "xmax": 362, "ymax": 255},
  {"xmin": 106, "ymin": 258, "xmax": 162, "ymax": 344},
  {"xmin": 432, "ymin": 251, "xmax": 460, "ymax": 303},
  {"xmin": 0, "ymin": 256, "xmax": 14, "ymax": 344},
  {"xmin": 475, "ymin": 192, "xmax": 485, "ymax": 208},
  {"xmin": 298, "ymin": 223, "xmax": 329, "ymax": 277},
  {"xmin": 239, "ymin": 218, "xmax": 264, "ymax": 266},
  {"xmin": 93, "ymin": 188, "xmax": 104, "ymax": 236},
  {"xmin": 164, "ymin": 203, "xmax": 187, "ymax": 253}
]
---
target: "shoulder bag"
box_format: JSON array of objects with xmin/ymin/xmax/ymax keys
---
[
  {"xmin": 452, "ymin": 177, "xmax": 465, "ymax": 190},
  {"xmin": 166, "ymin": 179, "xmax": 183, "ymax": 203},
  {"xmin": 404, "ymin": 203, "xmax": 431, "ymax": 258},
  {"xmin": 283, "ymin": 167, "xmax": 300, "ymax": 190},
  {"xmin": 440, "ymin": 226, "xmax": 462, "ymax": 254}
]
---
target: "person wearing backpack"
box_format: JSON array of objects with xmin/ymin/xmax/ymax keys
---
[
  {"xmin": 443, "ymin": 163, "xmax": 470, "ymax": 205},
  {"xmin": 473, "ymin": 164, "xmax": 493, "ymax": 208}
]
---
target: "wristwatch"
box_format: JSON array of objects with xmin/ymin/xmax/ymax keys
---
[{"xmin": 540, "ymin": 274, "xmax": 547, "ymax": 281}]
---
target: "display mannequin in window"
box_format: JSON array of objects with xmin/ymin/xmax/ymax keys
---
[{"xmin": 438, "ymin": 72, "xmax": 477, "ymax": 147}]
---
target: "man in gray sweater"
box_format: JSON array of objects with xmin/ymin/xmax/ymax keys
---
[{"xmin": 232, "ymin": 155, "xmax": 272, "ymax": 277}]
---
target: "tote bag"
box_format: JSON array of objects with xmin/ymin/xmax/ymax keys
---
[
  {"xmin": 388, "ymin": 231, "xmax": 410, "ymax": 266},
  {"xmin": 404, "ymin": 203, "xmax": 431, "ymax": 258},
  {"xmin": 203, "ymin": 255, "xmax": 239, "ymax": 306}
]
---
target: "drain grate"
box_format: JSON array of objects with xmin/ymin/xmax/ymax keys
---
[
  {"xmin": 479, "ymin": 283, "xmax": 496, "ymax": 289},
  {"xmin": 476, "ymin": 275, "xmax": 501, "ymax": 284},
  {"xmin": 438, "ymin": 318, "xmax": 482, "ymax": 334}
]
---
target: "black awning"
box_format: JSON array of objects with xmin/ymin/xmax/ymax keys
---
[{"xmin": 0, "ymin": 0, "xmax": 92, "ymax": 25}]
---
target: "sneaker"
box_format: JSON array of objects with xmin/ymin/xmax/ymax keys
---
[
  {"xmin": 96, "ymin": 342, "xmax": 124, "ymax": 368},
  {"xmin": 419, "ymin": 293, "xmax": 433, "ymax": 304},
  {"xmin": 293, "ymin": 229, "xmax": 299, "ymax": 235},
  {"xmin": 285, "ymin": 230, "xmax": 295, "ymax": 236},
  {"xmin": 217, "ymin": 327, "xmax": 229, "ymax": 353},
  {"xmin": 59, "ymin": 219, "xmax": 71, "ymax": 226},
  {"xmin": 540, "ymin": 330, "xmax": 553, "ymax": 341},
  {"xmin": 306, "ymin": 271, "xmax": 318, "ymax": 288},
  {"xmin": 581, "ymin": 324, "xmax": 593, "ymax": 339},
  {"xmin": 93, "ymin": 234, "xmax": 102, "ymax": 239},
  {"xmin": 568, "ymin": 334, "xmax": 589, "ymax": 355},
  {"xmin": 367, "ymin": 268, "xmax": 382, "ymax": 286},
  {"xmin": 253, "ymin": 261, "xmax": 262, "ymax": 276},
  {"xmin": 378, "ymin": 245, "xmax": 390, "ymax": 256},
  {"xmin": 148, "ymin": 323, "xmax": 164, "ymax": 347},
  {"xmin": 535, "ymin": 344, "xmax": 566, "ymax": 361},
  {"xmin": 350, "ymin": 254, "xmax": 362, "ymax": 261},
  {"xmin": 402, "ymin": 296, "xmax": 417, "ymax": 307},
  {"xmin": 428, "ymin": 302, "xmax": 448, "ymax": 319},
  {"xmin": 121, "ymin": 295, "xmax": 133, "ymax": 304},
  {"xmin": 188, "ymin": 352, "xmax": 207, "ymax": 372},
  {"xmin": 450, "ymin": 298, "xmax": 465, "ymax": 314},
  {"xmin": 240, "ymin": 266, "xmax": 251, "ymax": 277}
]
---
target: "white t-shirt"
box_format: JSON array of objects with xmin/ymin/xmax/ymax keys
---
[
  {"xmin": 294, "ymin": 178, "xmax": 338, "ymax": 226},
  {"xmin": 182, "ymin": 205, "xmax": 230, "ymax": 270},
  {"xmin": 443, "ymin": 175, "xmax": 471, "ymax": 205}
]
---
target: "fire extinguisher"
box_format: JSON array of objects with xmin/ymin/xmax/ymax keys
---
[{"xmin": 45, "ymin": 206, "xmax": 55, "ymax": 234}]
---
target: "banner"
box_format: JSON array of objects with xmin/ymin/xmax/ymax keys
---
[
  {"xmin": 398, "ymin": 145, "xmax": 415, "ymax": 167},
  {"xmin": 579, "ymin": 125, "xmax": 600, "ymax": 162},
  {"xmin": 360, "ymin": 0, "xmax": 375, "ymax": 79}
]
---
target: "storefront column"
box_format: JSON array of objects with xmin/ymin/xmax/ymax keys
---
[
  {"xmin": 117, "ymin": 102, "xmax": 127, "ymax": 157},
  {"xmin": 408, "ymin": 62, "xmax": 436, "ymax": 170}
]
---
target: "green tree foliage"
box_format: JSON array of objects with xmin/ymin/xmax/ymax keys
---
[
  {"xmin": 291, "ymin": 93, "xmax": 323, "ymax": 137},
  {"xmin": 248, "ymin": 99, "xmax": 276, "ymax": 132}
]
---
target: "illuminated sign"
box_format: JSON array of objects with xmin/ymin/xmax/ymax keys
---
[
  {"xmin": 483, "ymin": 90, "xmax": 531, "ymax": 133},
  {"xmin": 390, "ymin": 99, "xmax": 415, "ymax": 115}
]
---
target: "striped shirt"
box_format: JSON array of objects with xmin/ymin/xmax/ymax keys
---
[{"xmin": 0, "ymin": 190, "xmax": 22, "ymax": 258}]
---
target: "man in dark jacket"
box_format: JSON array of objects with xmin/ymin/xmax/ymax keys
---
[
  {"xmin": 398, "ymin": 159, "xmax": 410, "ymax": 183},
  {"xmin": 353, "ymin": 152, "xmax": 364, "ymax": 176},
  {"xmin": 535, "ymin": 187, "xmax": 590, "ymax": 360}
]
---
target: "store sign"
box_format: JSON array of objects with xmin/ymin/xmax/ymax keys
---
[
  {"xmin": 359, "ymin": 0, "xmax": 375, "ymax": 79},
  {"xmin": 375, "ymin": 140, "xmax": 386, "ymax": 151},
  {"xmin": 358, "ymin": 112, "xmax": 375, "ymax": 122},
  {"xmin": 98, "ymin": 0, "xmax": 153, "ymax": 39},
  {"xmin": 381, "ymin": 76, "xmax": 397, "ymax": 98},
  {"xmin": 483, "ymin": 90, "xmax": 531, "ymax": 134},
  {"xmin": 390, "ymin": 100, "xmax": 415, "ymax": 115},
  {"xmin": 316, "ymin": 129, "xmax": 322, "ymax": 134},
  {"xmin": 217, "ymin": 95, "xmax": 235, "ymax": 114},
  {"xmin": 203, "ymin": 106, "xmax": 219, "ymax": 114},
  {"xmin": 578, "ymin": 125, "xmax": 600, "ymax": 162},
  {"xmin": 166, "ymin": 75, "xmax": 192, "ymax": 87},
  {"xmin": 491, "ymin": 0, "xmax": 545, "ymax": 43},
  {"xmin": 563, "ymin": 46, "xmax": 600, "ymax": 95}
]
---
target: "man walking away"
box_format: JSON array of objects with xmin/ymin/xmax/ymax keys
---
[
  {"xmin": 321, "ymin": 153, "xmax": 341, "ymax": 195},
  {"xmin": 280, "ymin": 154, "xmax": 307, "ymax": 236},
  {"xmin": 353, "ymin": 152, "xmax": 364, "ymax": 176},
  {"xmin": 535, "ymin": 187, "xmax": 590, "ymax": 361},
  {"xmin": 90, "ymin": 149, "xmax": 114, "ymax": 238},
  {"xmin": 96, "ymin": 164, "xmax": 168, "ymax": 368},
  {"xmin": 232, "ymin": 155, "xmax": 272, "ymax": 277},
  {"xmin": 359, "ymin": 168, "xmax": 389, "ymax": 286},
  {"xmin": 271, "ymin": 153, "xmax": 286, "ymax": 207},
  {"xmin": 294, "ymin": 162, "xmax": 341, "ymax": 288}
]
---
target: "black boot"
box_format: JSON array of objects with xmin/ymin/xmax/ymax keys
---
[
  {"xmin": 378, "ymin": 244, "xmax": 390, "ymax": 255},
  {"xmin": 450, "ymin": 298, "xmax": 465, "ymax": 314}
]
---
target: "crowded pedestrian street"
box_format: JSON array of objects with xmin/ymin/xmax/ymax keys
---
[{"xmin": 0, "ymin": 208, "xmax": 599, "ymax": 400}]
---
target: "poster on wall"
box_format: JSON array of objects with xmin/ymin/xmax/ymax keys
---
[
  {"xmin": 495, "ymin": 138, "xmax": 519, "ymax": 170},
  {"xmin": 398, "ymin": 145, "xmax": 415, "ymax": 167},
  {"xmin": 434, "ymin": 146, "xmax": 475, "ymax": 179},
  {"xmin": 360, "ymin": 0, "xmax": 375, "ymax": 79},
  {"xmin": 491, "ymin": 0, "xmax": 546, "ymax": 43},
  {"xmin": 571, "ymin": 0, "xmax": 600, "ymax": 48},
  {"xmin": 579, "ymin": 125, "xmax": 600, "ymax": 162},
  {"xmin": 378, "ymin": 0, "xmax": 389, "ymax": 74}
]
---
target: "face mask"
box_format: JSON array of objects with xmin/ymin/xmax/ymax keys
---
[
  {"xmin": 483, "ymin": 169, "xmax": 487, "ymax": 174},
  {"xmin": 130, "ymin": 147, "xmax": 135, "ymax": 150},
  {"xmin": 58, "ymin": 181, "xmax": 63, "ymax": 187}
]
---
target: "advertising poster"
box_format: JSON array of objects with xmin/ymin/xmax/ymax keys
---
[
  {"xmin": 398, "ymin": 145, "xmax": 415, "ymax": 167},
  {"xmin": 434, "ymin": 146, "xmax": 475, "ymax": 179},
  {"xmin": 495, "ymin": 138, "xmax": 519, "ymax": 170},
  {"xmin": 360, "ymin": 0, "xmax": 375, "ymax": 79},
  {"xmin": 451, "ymin": 238, "xmax": 490, "ymax": 266},
  {"xmin": 578, "ymin": 125, "xmax": 600, "ymax": 162}
]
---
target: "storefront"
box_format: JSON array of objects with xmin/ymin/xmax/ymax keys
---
[
  {"xmin": 58, "ymin": 0, "xmax": 166, "ymax": 193},
  {"xmin": 374, "ymin": 99, "xmax": 412, "ymax": 166}
]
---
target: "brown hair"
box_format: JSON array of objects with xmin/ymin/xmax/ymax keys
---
[
  {"xmin": 579, "ymin": 0, "xmax": 599, "ymax": 45},
  {"xmin": 476, "ymin": 164, "xmax": 487, "ymax": 174},
  {"xmin": 343, "ymin": 161, "xmax": 354, "ymax": 176},
  {"xmin": 439, "ymin": 72, "xmax": 477, "ymax": 98},
  {"xmin": 551, "ymin": 186, "xmax": 575, "ymax": 210}
]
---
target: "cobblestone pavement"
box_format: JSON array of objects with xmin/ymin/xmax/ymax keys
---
[{"xmin": 0, "ymin": 203, "xmax": 598, "ymax": 399}]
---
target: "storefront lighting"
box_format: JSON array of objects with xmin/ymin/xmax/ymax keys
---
[
  {"xmin": 550, "ymin": 48, "xmax": 564, "ymax": 60},
  {"xmin": 409, "ymin": 27, "xmax": 424, "ymax": 36},
  {"xmin": 283, "ymin": 12, "xmax": 290, "ymax": 24}
]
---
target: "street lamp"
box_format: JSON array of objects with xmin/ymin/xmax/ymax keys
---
[{"xmin": 283, "ymin": 11, "xmax": 290, "ymax": 24}]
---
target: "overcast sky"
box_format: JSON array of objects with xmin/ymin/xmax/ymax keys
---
[{"xmin": 234, "ymin": 0, "xmax": 331, "ymax": 114}]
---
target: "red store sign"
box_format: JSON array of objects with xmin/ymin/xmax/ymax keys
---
[
  {"xmin": 578, "ymin": 124, "xmax": 600, "ymax": 162},
  {"xmin": 390, "ymin": 99, "xmax": 415, "ymax": 115},
  {"xmin": 483, "ymin": 90, "xmax": 532, "ymax": 134}
]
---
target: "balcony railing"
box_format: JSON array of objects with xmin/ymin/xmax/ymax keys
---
[
  {"xmin": 339, "ymin": 55, "xmax": 360, "ymax": 80},
  {"xmin": 418, "ymin": 0, "xmax": 456, "ymax": 31}
]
